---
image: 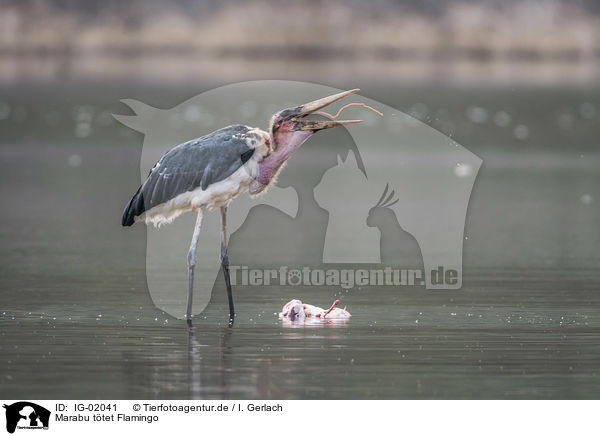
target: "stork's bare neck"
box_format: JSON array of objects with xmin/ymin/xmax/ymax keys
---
[{"xmin": 249, "ymin": 129, "xmax": 312, "ymax": 196}]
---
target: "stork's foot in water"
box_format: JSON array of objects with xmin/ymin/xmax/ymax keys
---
[
  {"xmin": 219, "ymin": 205, "xmax": 235, "ymax": 327},
  {"xmin": 279, "ymin": 299, "xmax": 351, "ymax": 323},
  {"xmin": 221, "ymin": 252, "xmax": 235, "ymax": 326}
]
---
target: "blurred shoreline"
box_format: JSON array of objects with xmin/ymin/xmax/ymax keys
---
[
  {"xmin": 2, "ymin": 55, "xmax": 599, "ymax": 87},
  {"xmin": 1, "ymin": 0, "xmax": 599, "ymax": 86}
]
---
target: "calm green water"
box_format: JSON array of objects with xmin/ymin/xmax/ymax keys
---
[{"xmin": 0, "ymin": 85, "xmax": 599, "ymax": 399}]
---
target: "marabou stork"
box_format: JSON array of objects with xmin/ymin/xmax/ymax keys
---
[{"xmin": 121, "ymin": 89, "xmax": 362, "ymax": 325}]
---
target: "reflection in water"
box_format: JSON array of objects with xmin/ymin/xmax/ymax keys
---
[
  {"xmin": 184, "ymin": 320, "xmax": 351, "ymax": 399},
  {"xmin": 280, "ymin": 319, "xmax": 350, "ymax": 328},
  {"xmin": 187, "ymin": 323, "xmax": 203, "ymax": 399},
  {"xmin": 188, "ymin": 325, "xmax": 235, "ymax": 400}
]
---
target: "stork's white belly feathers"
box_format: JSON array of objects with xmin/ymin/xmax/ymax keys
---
[{"xmin": 139, "ymin": 137, "xmax": 267, "ymax": 227}]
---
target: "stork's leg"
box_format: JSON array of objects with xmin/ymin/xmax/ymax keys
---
[
  {"xmin": 220, "ymin": 205, "xmax": 235, "ymax": 326},
  {"xmin": 186, "ymin": 209, "xmax": 203, "ymax": 325}
]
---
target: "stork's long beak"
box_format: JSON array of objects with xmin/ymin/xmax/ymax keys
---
[{"xmin": 277, "ymin": 89, "xmax": 363, "ymax": 131}]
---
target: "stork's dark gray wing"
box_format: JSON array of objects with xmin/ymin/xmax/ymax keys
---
[{"xmin": 122, "ymin": 124, "xmax": 255, "ymax": 226}]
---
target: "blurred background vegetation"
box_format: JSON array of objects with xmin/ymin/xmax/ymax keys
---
[
  {"xmin": 0, "ymin": 0, "xmax": 599, "ymax": 84},
  {"xmin": 1, "ymin": 0, "xmax": 600, "ymax": 85}
]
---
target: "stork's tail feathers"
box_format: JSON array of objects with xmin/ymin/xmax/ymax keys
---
[{"xmin": 121, "ymin": 185, "xmax": 145, "ymax": 227}]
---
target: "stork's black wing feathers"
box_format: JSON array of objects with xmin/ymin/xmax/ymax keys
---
[{"xmin": 122, "ymin": 125, "xmax": 255, "ymax": 226}]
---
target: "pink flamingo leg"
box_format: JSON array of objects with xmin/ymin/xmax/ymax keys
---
[{"xmin": 321, "ymin": 300, "xmax": 340, "ymax": 318}]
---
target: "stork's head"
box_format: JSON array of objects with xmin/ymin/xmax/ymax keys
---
[
  {"xmin": 250, "ymin": 89, "xmax": 362, "ymax": 196},
  {"xmin": 268, "ymin": 89, "xmax": 362, "ymax": 158}
]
